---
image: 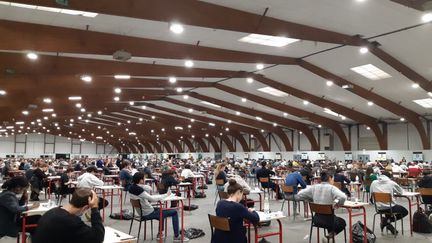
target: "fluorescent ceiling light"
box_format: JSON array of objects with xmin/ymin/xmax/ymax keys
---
[
  {"xmin": 323, "ymin": 108, "xmax": 339, "ymax": 117},
  {"xmin": 170, "ymin": 23, "xmax": 184, "ymax": 34},
  {"xmin": 114, "ymin": 74, "xmax": 130, "ymax": 80},
  {"xmin": 114, "ymin": 88, "xmax": 122, "ymax": 93},
  {"xmin": 0, "ymin": 90, "xmax": 6, "ymax": 95},
  {"xmin": 42, "ymin": 108, "xmax": 54, "ymax": 113},
  {"xmin": 350, "ymin": 64, "xmax": 391, "ymax": 80},
  {"xmin": 359, "ymin": 47, "xmax": 369, "ymax": 54},
  {"xmin": 22, "ymin": 110, "xmax": 29, "ymax": 115},
  {"xmin": 169, "ymin": 77, "xmax": 177, "ymax": 83},
  {"xmin": 174, "ymin": 126, "xmax": 183, "ymax": 130},
  {"xmin": 256, "ymin": 63, "xmax": 264, "ymax": 70},
  {"xmin": 200, "ymin": 101, "xmax": 221, "ymax": 108},
  {"xmin": 326, "ymin": 80, "xmax": 333, "ymax": 86},
  {"xmin": 80, "ymin": 75, "xmax": 92, "ymax": 82},
  {"xmin": 15, "ymin": 121, "xmax": 24, "ymax": 125},
  {"xmin": 413, "ymin": 98, "xmax": 432, "ymax": 108},
  {"xmin": 0, "ymin": 1, "xmax": 98, "ymax": 17},
  {"xmin": 258, "ymin": 87, "xmax": 289, "ymax": 97},
  {"xmin": 209, "ymin": 123, "xmax": 215, "ymax": 126},
  {"xmin": 256, "ymin": 116, "xmax": 263, "ymax": 121},
  {"xmin": 239, "ymin": 33, "xmax": 299, "ymax": 47},
  {"xmin": 26, "ymin": 52, "xmax": 38, "ymax": 60},
  {"xmin": 43, "ymin": 98, "xmax": 52, "ymax": 103},
  {"xmin": 184, "ymin": 60, "xmax": 194, "ymax": 68},
  {"xmin": 68, "ymin": 96, "xmax": 82, "ymax": 100},
  {"xmin": 422, "ymin": 13, "xmax": 432, "ymax": 23}
]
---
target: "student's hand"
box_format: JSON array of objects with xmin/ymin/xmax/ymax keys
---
[
  {"xmin": 88, "ymin": 190, "xmax": 99, "ymax": 209},
  {"xmin": 166, "ymin": 190, "xmax": 172, "ymax": 196},
  {"xmin": 248, "ymin": 208, "xmax": 255, "ymax": 212},
  {"xmin": 30, "ymin": 202, "xmax": 40, "ymax": 210}
]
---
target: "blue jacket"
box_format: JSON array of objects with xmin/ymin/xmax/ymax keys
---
[{"xmin": 285, "ymin": 172, "xmax": 307, "ymax": 194}]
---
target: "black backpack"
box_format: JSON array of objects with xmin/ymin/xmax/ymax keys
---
[
  {"xmin": 352, "ymin": 221, "xmax": 376, "ymax": 243},
  {"xmin": 413, "ymin": 207, "xmax": 432, "ymax": 233}
]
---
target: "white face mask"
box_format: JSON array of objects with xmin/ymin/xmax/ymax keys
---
[{"xmin": 16, "ymin": 193, "xmax": 23, "ymax": 199}]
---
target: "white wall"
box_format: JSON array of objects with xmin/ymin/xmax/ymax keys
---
[{"xmin": 0, "ymin": 133, "xmax": 118, "ymax": 158}]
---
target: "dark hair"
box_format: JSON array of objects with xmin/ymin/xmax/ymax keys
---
[
  {"xmin": 86, "ymin": 166, "xmax": 98, "ymax": 173},
  {"xmin": 185, "ymin": 164, "xmax": 191, "ymax": 169},
  {"xmin": 1, "ymin": 176, "xmax": 29, "ymax": 190},
  {"xmin": 132, "ymin": 172, "xmax": 145, "ymax": 184},
  {"xmin": 365, "ymin": 167, "xmax": 373, "ymax": 177},
  {"xmin": 66, "ymin": 168, "xmax": 74, "ymax": 173},
  {"xmin": 320, "ymin": 171, "xmax": 333, "ymax": 182},
  {"xmin": 226, "ymin": 179, "xmax": 243, "ymax": 195},
  {"xmin": 382, "ymin": 171, "xmax": 392, "ymax": 179},
  {"xmin": 336, "ymin": 168, "xmax": 343, "ymax": 174},
  {"xmin": 122, "ymin": 161, "xmax": 131, "ymax": 168},
  {"xmin": 261, "ymin": 161, "xmax": 267, "ymax": 167},
  {"xmin": 70, "ymin": 188, "xmax": 93, "ymax": 208}
]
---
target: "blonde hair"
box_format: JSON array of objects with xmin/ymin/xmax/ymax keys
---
[{"xmin": 214, "ymin": 163, "xmax": 226, "ymax": 178}]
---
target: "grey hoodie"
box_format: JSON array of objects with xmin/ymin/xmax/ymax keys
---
[{"xmin": 370, "ymin": 175, "xmax": 404, "ymax": 208}]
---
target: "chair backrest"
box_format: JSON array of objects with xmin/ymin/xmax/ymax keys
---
[
  {"xmin": 130, "ymin": 198, "xmax": 143, "ymax": 217},
  {"xmin": 218, "ymin": 191, "xmax": 229, "ymax": 200},
  {"xmin": 418, "ymin": 187, "xmax": 432, "ymax": 196},
  {"xmin": 208, "ymin": 214, "xmax": 230, "ymax": 232},
  {"xmin": 259, "ymin": 177, "xmax": 269, "ymax": 183},
  {"xmin": 372, "ymin": 192, "xmax": 392, "ymax": 204},
  {"xmin": 216, "ymin": 179, "xmax": 225, "ymax": 186},
  {"xmin": 281, "ymin": 185, "xmax": 294, "ymax": 193},
  {"xmin": 396, "ymin": 177, "xmax": 409, "ymax": 186},
  {"xmin": 333, "ymin": 182, "xmax": 342, "ymax": 189},
  {"xmin": 309, "ymin": 202, "xmax": 334, "ymax": 216}
]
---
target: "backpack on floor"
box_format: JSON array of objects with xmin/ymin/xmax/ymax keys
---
[
  {"xmin": 194, "ymin": 192, "xmax": 207, "ymax": 198},
  {"xmin": 352, "ymin": 221, "xmax": 376, "ymax": 243},
  {"xmin": 197, "ymin": 185, "xmax": 208, "ymax": 190},
  {"xmin": 413, "ymin": 207, "xmax": 432, "ymax": 233},
  {"xmin": 183, "ymin": 204, "xmax": 199, "ymax": 211},
  {"xmin": 109, "ymin": 209, "xmax": 133, "ymax": 220},
  {"xmin": 182, "ymin": 228, "xmax": 205, "ymax": 239}
]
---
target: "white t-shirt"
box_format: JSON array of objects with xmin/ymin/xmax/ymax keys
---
[{"xmin": 181, "ymin": 169, "xmax": 195, "ymax": 179}]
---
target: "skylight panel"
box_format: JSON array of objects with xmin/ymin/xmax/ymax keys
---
[
  {"xmin": 0, "ymin": 1, "xmax": 98, "ymax": 17},
  {"xmin": 350, "ymin": 64, "xmax": 391, "ymax": 80},
  {"xmin": 257, "ymin": 87, "xmax": 289, "ymax": 97},
  {"xmin": 239, "ymin": 34, "xmax": 299, "ymax": 47},
  {"xmin": 200, "ymin": 101, "xmax": 221, "ymax": 108},
  {"xmin": 413, "ymin": 98, "xmax": 432, "ymax": 108}
]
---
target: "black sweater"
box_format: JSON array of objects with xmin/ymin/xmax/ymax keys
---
[{"xmin": 33, "ymin": 207, "xmax": 104, "ymax": 243}]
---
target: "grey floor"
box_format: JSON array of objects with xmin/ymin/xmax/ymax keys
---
[{"xmin": 61, "ymin": 184, "xmax": 432, "ymax": 243}]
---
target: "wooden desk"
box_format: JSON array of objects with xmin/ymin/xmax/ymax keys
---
[
  {"xmin": 104, "ymin": 226, "xmax": 137, "ymax": 243},
  {"xmin": 248, "ymin": 211, "xmax": 286, "ymax": 243},
  {"xmin": 342, "ymin": 201, "xmax": 369, "ymax": 243}
]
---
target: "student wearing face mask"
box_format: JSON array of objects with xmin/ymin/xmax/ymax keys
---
[
  {"xmin": 214, "ymin": 179, "xmax": 260, "ymax": 243},
  {"xmin": 0, "ymin": 176, "xmax": 40, "ymax": 242},
  {"xmin": 32, "ymin": 188, "xmax": 104, "ymax": 243}
]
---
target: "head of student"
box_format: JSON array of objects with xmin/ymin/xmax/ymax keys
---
[
  {"xmin": 132, "ymin": 171, "xmax": 146, "ymax": 184},
  {"xmin": 261, "ymin": 161, "xmax": 267, "ymax": 168},
  {"xmin": 86, "ymin": 166, "xmax": 98, "ymax": 175},
  {"xmin": 1, "ymin": 176, "xmax": 29, "ymax": 195},
  {"xmin": 320, "ymin": 171, "xmax": 334, "ymax": 184},
  {"xmin": 69, "ymin": 188, "xmax": 95, "ymax": 215},
  {"xmin": 226, "ymin": 179, "xmax": 244, "ymax": 203}
]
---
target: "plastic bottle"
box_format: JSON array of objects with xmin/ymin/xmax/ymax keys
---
[{"xmin": 263, "ymin": 195, "xmax": 270, "ymax": 214}]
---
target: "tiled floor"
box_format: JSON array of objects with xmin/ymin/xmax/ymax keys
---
[{"xmin": 62, "ymin": 184, "xmax": 432, "ymax": 243}]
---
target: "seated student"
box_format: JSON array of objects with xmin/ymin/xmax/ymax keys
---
[
  {"xmin": 158, "ymin": 169, "xmax": 181, "ymax": 207},
  {"xmin": 370, "ymin": 172, "xmax": 407, "ymax": 235},
  {"xmin": 214, "ymin": 163, "xmax": 227, "ymax": 191},
  {"xmin": 407, "ymin": 162, "xmax": 422, "ymax": 178},
  {"xmin": 119, "ymin": 161, "xmax": 133, "ymax": 191},
  {"xmin": 33, "ymin": 189, "xmax": 104, "ymax": 243},
  {"xmin": 285, "ymin": 170, "xmax": 307, "ymax": 194},
  {"xmin": 129, "ymin": 172, "xmax": 189, "ymax": 242},
  {"xmin": 333, "ymin": 168, "xmax": 351, "ymax": 198},
  {"xmin": 296, "ymin": 171, "xmax": 347, "ymax": 241},
  {"xmin": 0, "ymin": 177, "xmax": 40, "ymax": 242},
  {"xmin": 417, "ymin": 170, "xmax": 432, "ymax": 205},
  {"xmin": 29, "ymin": 162, "xmax": 48, "ymax": 201},
  {"xmin": 59, "ymin": 168, "xmax": 75, "ymax": 198},
  {"xmin": 214, "ymin": 179, "xmax": 260, "ymax": 243},
  {"xmin": 180, "ymin": 164, "xmax": 195, "ymax": 183},
  {"xmin": 256, "ymin": 161, "xmax": 282, "ymax": 199},
  {"xmin": 77, "ymin": 166, "xmax": 108, "ymax": 210}
]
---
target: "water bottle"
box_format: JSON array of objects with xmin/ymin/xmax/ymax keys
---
[
  {"xmin": 355, "ymin": 175, "xmax": 359, "ymax": 182},
  {"xmin": 263, "ymin": 195, "xmax": 270, "ymax": 214}
]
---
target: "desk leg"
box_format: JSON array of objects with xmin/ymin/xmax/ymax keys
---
[
  {"xmin": 278, "ymin": 219, "xmax": 283, "ymax": 243},
  {"xmin": 201, "ymin": 177, "xmax": 204, "ymax": 194},
  {"xmin": 180, "ymin": 200, "xmax": 184, "ymax": 241},
  {"xmin": 348, "ymin": 208, "xmax": 353, "ymax": 243},
  {"xmin": 110, "ymin": 189, "xmax": 113, "ymax": 216},
  {"xmin": 407, "ymin": 197, "xmax": 413, "ymax": 236},
  {"xmin": 102, "ymin": 190, "xmax": 106, "ymax": 222},
  {"xmin": 22, "ymin": 215, "xmax": 26, "ymax": 243},
  {"xmin": 120, "ymin": 189, "xmax": 123, "ymax": 220},
  {"xmin": 357, "ymin": 185, "xmax": 361, "ymax": 200},
  {"xmin": 362, "ymin": 206, "xmax": 367, "ymax": 243},
  {"xmin": 159, "ymin": 202, "xmax": 163, "ymax": 243},
  {"xmin": 48, "ymin": 180, "xmax": 51, "ymax": 199},
  {"xmin": 259, "ymin": 193, "xmax": 262, "ymax": 211},
  {"xmin": 254, "ymin": 224, "xmax": 258, "ymax": 243}
]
